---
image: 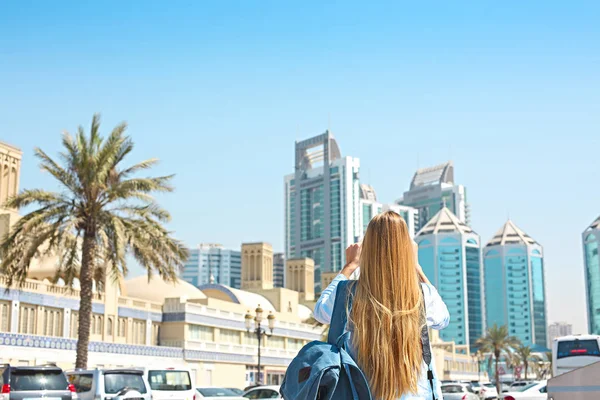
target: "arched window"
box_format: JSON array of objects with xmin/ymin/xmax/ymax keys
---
[{"xmin": 107, "ymin": 317, "xmax": 113, "ymax": 335}]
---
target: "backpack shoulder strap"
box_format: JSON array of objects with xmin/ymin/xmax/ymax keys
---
[{"xmin": 327, "ymin": 280, "xmax": 353, "ymax": 346}]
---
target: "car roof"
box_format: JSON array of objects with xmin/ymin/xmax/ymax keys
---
[
  {"xmin": 245, "ymin": 385, "xmax": 280, "ymax": 391},
  {"xmin": 11, "ymin": 366, "xmax": 63, "ymax": 372}
]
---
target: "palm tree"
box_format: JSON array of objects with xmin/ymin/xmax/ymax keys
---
[
  {"xmin": 476, "ymin": 324, "xmax": 521, "ymax": 395},
  {"xmin": 0, "ymin": 114, "xmax": 188, "ymax": 368},
  {"xmin": 543, "ymin": 351, "xmax": 553, "ymax": 378},
  {"xmin": 515, "ymin": 344, "xmax": 542, "ymax": 380}
]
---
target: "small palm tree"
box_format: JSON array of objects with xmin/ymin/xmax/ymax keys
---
[
  {"xmin": 515, "ymin": 344, "xmax": 542, "ymax": 380},
  {"xmin": 476, "ymin": 324, "xmax": 521, "ymax": 395},
  {"xmin": 0, "ymin": 114, "xmax": 188, "ymax": 368},
  {"xmin": 543, "ymin": 351, "xmax": 553, "ymax": 378}
]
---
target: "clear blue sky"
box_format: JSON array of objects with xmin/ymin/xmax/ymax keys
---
[{"xmin": 1, "ymin": 1, "xmax": 598, "ymax": 334}]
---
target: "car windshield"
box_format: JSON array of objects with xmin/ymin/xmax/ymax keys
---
[
  {"xmin": 471, "ymin": 382, "xmax": 480, "ymax": 387},
  {"xmin": 104, "ymin": 373, "xmax": 147, "ymax": 394},
  {"xmin": 198, "ymin": 388, "xmax": 240, "ymax": 397},
  {"xmin": 442, "ymin": 385, "xmax": 463, "ymax": 393},
  {"xmin": 484, "ymin": 383, "xmax": 496, "ymax": 388},
  {"xmin": 519, "ymin": 383, "xmax": 539, "ymax": 392},
  {"xmin": 148, "ymin": 371, "xmax": 191, "ymax": 391},
  {"xmin": 11, "ymin": 369, "xmax": 68, "ymax": 391}
]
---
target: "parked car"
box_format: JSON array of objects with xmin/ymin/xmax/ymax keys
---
[
  {"xmin": 0, "ymin": 364, "xmax": 75, "ymax": 400},
  {"xmin": 195, "ymin": 387, "xmax": 245, "ymax": 399},
  {"xmin": 480, "ymin": 382, "xmax": 499, "ymax": 399},
  {"xmin": 469, "ymin": 381, "xmax": 482, "ymax": 395},
  {"xmin": 501, "ymin": 381, "xmax": 548, "ymax": 400},
  {"xmin": 441, "ymin": 384, "xmax": 479, "ymax": 400},
  {"xmin": 242, "ymin": 385, "xmax": 281, "ymax": 399},
  {"xmin": 509, "ymin": 381, "xmax": 538, "ymax": 391},
  {"xmin": 66, "ymin": 369, "xmax": 151, "ymax": 400},
  {"xmin": 227, "ymin": 389, "xmax": 244, "ymax": 396},
  {"xmin": 143, "ymin": 368, "xmax": 193, "ymax": 400}
]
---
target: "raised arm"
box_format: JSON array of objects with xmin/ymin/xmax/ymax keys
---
[
  {"xmin": 313, "ymin": 244, "xmax": 361, "ymax": 324},
  {"xmin": 422, "ymin": 282, "xmax": 450, "ymax": 330}
]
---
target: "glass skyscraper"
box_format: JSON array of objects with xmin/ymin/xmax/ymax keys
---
[
  {"xmin": 583, "ymin": 215, "xmax": 600, "ymax": 335},
  {"xmin": 398, "ymin": 161, "xmax": 469, "ymax": 231},
  {"xmin": 273, "ymin": 252, "xmax": 285, "ymax": 288},
  {"xmin": 181, "ymin": 244, "xmax": 242, "ymax": 289},
  {"xmin": 284, "ymin": 131, "xmax": 361, "ymax": 293},
  {"xmin": 415, "ymin": 207, "xmax": 484, "ymax": 348},
  {"xmin": 484, "ymin": 220, "xmax": 547, "ymax": 348},
  {"xmin": 359, "ymin": 184, "xmax": 418, "ymax": 238}
]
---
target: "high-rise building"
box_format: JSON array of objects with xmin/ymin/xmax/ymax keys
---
[
  {"xmin": 484, "ymin": 220, "xmax": 547, "ymax": 347},
  {"xmin": 548, "ymin": 322, "xmax": 573, "ymax": 343},
  {"xmin": 273, "ymin": 252, "xmax": 285, "ymax": 288},
  {"xmin": 359, "ymin": 184, "xmax": 418, "ymax": 238},
  {"xmin": 415, "ymin": 207, "xmax": 484, "ymax": 347},
  {"xmin": 398, "ymin": 161, "xmax": 469, "ymax": 231},
  {"xmin": 284, "ymin": 131, "xmax": 361, "ymax": 293},
  {"xmin": 181, "ymin": 244, "xmax": 242, "ymax": 289},
  {"xmin": 583, "ymin": 215, "xmax": 600, "ymax": 335}
]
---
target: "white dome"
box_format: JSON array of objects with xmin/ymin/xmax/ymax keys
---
[
  {"xmin": 297, "ymin": 304, "xmax": 313, "ymax": 321},
  {"xmin": 123, "ymin": 275, "xmax": 207, "ymax": 303}
]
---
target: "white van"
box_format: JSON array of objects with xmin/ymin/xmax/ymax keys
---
[{"xmin": 143, "ymin": 368, "xmax": 193, "ymax": 400}]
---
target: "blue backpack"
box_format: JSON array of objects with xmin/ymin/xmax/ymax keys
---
[{"xmin": 280, "ymin": 280, "xmax": 372, "ymax": 400}]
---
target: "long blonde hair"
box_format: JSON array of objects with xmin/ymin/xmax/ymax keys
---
[{"xmin": 350, "ymin": 211, "xmax": 423, "ymax": 400}]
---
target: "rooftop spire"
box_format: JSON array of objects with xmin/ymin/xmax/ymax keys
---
[{"xmin": 486, "ymin": 220, "xmax": 538, "ymax": 247}]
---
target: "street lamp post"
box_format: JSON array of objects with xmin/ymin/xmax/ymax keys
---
[
  {"xmin": 472, "ymin": 351, "xmax": 483, "ymax": 381},
  {"xmin": 245, "ymin": 305, "xmax": 275, "ymax": 385}
]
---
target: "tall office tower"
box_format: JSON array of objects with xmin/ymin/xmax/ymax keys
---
[
  {"xmin": 484, "ymin": 220, "xmax": 547, "ymax": 347},
  {"xmin": 415, "ymin": 207, "xmax": 484, "ymax": 347},
  {"xmin": 398, "ymin": 161, "xmax": 469, "ymax": 231},
  {"xmin": 273, "ymin": 252, "xmax": 285, "ymax": 288},
  {"xmin": 181, "ymin": 244, "xmax": 242, "ymax": 288},
  {"xmin": 583, "ymin": 215, "xmax": 600, "ymax": 334},
  {"xmin": 548, "ymin": 322, "xmax": 573, "ymax": 343},
  {"xmin": 359, "ymin": 184, "xmax": 418, "ymax": 238},
  {"xmin": 284, "ymin": 131, "xmax": 361, "ymax": 293}
]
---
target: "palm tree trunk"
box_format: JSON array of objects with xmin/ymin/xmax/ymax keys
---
[
  {"xmin": 495, "ymin": 352, "xmax": 500, "ymax": 396},
  {"xmin": 524, "ymin": 360, "xmax": 528, "ymax": 380},
  {"xmin": 75, "ymin": 233, "xmax": 96, "ymax": 369}
]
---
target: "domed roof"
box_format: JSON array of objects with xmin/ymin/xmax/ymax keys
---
[
  {"xmin": 198, "ymin": 284, "xmax": 276, "ymax": 313},
  {"xmin": 123, "ymin": 275, "xmax": 206, "ymax": 303},
  {"xmin": 297, "ymin": 304, "xmax": 313, "ymax": 321}
]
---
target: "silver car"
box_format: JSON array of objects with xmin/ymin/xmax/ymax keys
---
[
  {"xmin": 442, "ymin": 384, "xmax": 480, "ymax": 400},
  {"xmin": 66, "ymin": 369, "xmax": 151, "ymax": 400}
]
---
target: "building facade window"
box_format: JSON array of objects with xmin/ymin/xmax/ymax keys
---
[
  {"xmin": 43, "ymin": 307, "xmax": 63, "ymax": 337},
  {"xmin": 189, "ymin": 325, "xmax": 214, "ymax": 341},
  {"xmin": 132, "ymin": 320, "xmax": 146, "ymax": 344},
  {"xmin": 0, "ymin": 301, "xmax": 10, "ymax": 332},
  {"xmin": 18, "ymin": 304, "xmax": 36, "ymax": 334},
  {"xmin": 71, "ymin": 312, "xmax": 79, "ymax": 338},
  {"xmin": 117, "ymin": 318, "xmax": 127, "ymax": 337}
]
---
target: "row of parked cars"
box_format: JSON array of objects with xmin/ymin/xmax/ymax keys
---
[
  {"xmin": 440, "ymin": 380, "xmax": 549, "ymax": 400},
  {"xmin": 0, "ymin": 363, "xmax": 281, "ymax": 400}
]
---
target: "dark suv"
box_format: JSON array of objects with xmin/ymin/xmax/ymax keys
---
[{"xmin": 0, "ymin": 364, "xmax": 74, "ymax": 400}]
